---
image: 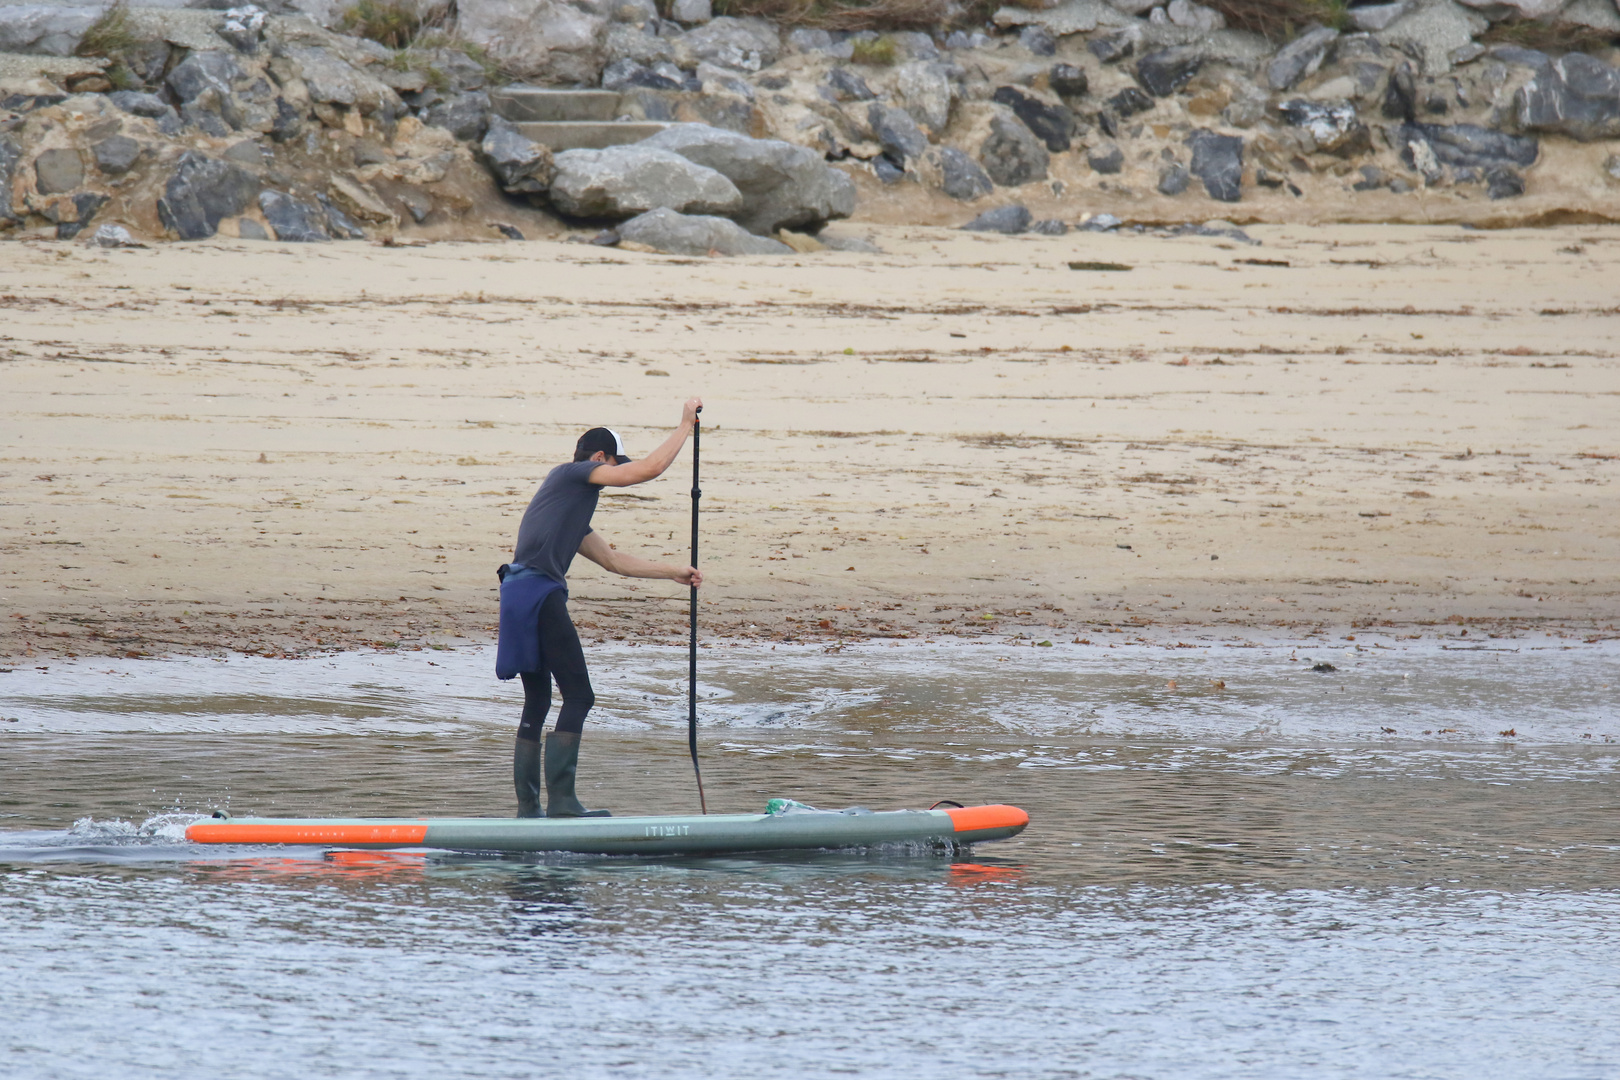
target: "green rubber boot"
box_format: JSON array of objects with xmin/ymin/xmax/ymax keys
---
[
  {"xmin": 513, "ymin": 737, "xmax": 544, "ymax": 818},
  {"xmin": 544, "ymin": 731, "xmax": 612, "ymax": 818}
]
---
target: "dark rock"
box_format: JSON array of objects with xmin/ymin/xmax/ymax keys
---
[
  {"xmin": 34, "ymin": 148, "xmax": 84, "ymax": 194},
  {"xmin": 868, "ymin": 104, "xmax": 929, "ymax": 166},
  {"xmin": 1137, "ymin": 46, "xmax": 1202, "ymax": 98},
  {"xmin": 1277, "ymin": 99, "xmax": 1369, "ymax": 156},
  {"xmin": 827, "ymin": 67, "xmax": 875, "ymax": 101},
  {"xmin": 167, "ymin": 51, "xmax": 244, "ymax": 105},
  {"xmin": 1187, "ymin": 130, "xmax": 1242, "ymax": 202},
  {"xmin": 156, "ymin": 151, "xmax": 260, "ymax": 241},
  {"xmin": 589, "ymin": 228, "xmax": 620, "ymax": 245},
  {"xmin": 1079, "ymin": 212, "xmax": 1120, "ymax": 231},
  {"xmin": 1049, "ymin": 64, "xmax": 1088, "ymax": 101},
  {"xmin": 1030, "ymin": 218, "xmax": 1067, "ymax": 235},
  {"xmin": 1490, "ymin": 46, "xmax": 1549, "ymax": 71},
  {"xmin": 1266, "ymin": 25, "xmax": 1337, "ymax": 91},
  {"xmin": 1382, "ymin": 61, "xmax": 1416, "ymax": 123},
  {"xmin": 872, "ymin": 155, "xmax": 905, "ymax": 184},
  {"xmin": 1256, "ymin": 168, "xmax": 1283, "ymax": 189},
  {"xmin": 495, "ymin": 222, "xmax": 525, "ymax": 239},
  {"xmin": 259, "ymin": 190, "xmax": 329, "ymax": 242},
  {"xmin": 238, "ymin": 217, "xmax": 271, "ymax": 240},
  {"xmin": 1423, "ymin": 93, "xmax": 1448, "ymax": 116},
  {"xmin": 1158, "ymin": 162, "xmax": 1189, "ymax": 195},
  {"xmin": 1486, "ymin": 166, "xmax": 1524, "ymax": 200},
  {"xmin": 217, "ymin": 4, "xmax": 266, "ymax": 53},
  {"xmin": 1388, "ymin": 177, "xmax": 1413, "ymax": 194},
  {"xmin": 1105, "ymin": 86, "xmax": 1155, "ymax": 119},
  {"xmin": 1311, "ymin": 662, "xmax": 1336, "ymax": 672},
  {"xmin": 979, "ymin": 113, "xmax": 1049, "ymax": 187},
  {"xmin": 642, "ymin": 124, "xmax": 855, "ymax": 234},
  {"xmin": 616, "ymin": 206, "xmax": 792, "ymax": 255},
  {"xmin": 270, "ymin": 98, "xmax": 303, "ymax": 143},
  {"xmin": 92, "ymin": 135, "xmax": 142, "ymax": 176},
  {"xmin": 424, "ymin": 91, "xmax": 491, "ymax": 142},
  {"xmin": 935, "ymin": 146, "xmax": 992, "ymax": 201},
  {"xmin": 52, "ymin": 192, "xmax": 106, "ymax": 240},
  {"xmin": 1516, "ymin": 53, "xmax": 1620, "ymax": 142},
  {"xmin": 1401, "ymin": 123, "xmax": 1538, "ymax": 170},
  {"xmin": 1019, "ymin": 25, "xmax": 1056, "ymax": 57},
  {"xmin": 0, "ymin": 135, "xmax": 19, "ymax": 225},
  {"xmin": 480, "ymin": 117, "xmax": 554, "ymax": 194},
  {"xmin": 992, "ymin": 86, "xmax": 1077, "ymax": 154},
  {"xmin": 1353, "ymin": 164, "xmax": 1385, "ymax": 191},
  {"xmin": 1088, "ymin": 27, "xmax": 1138, "ymax": 64},
  {"xmin": 108, "ymin": 91, "xmax": 176, "ymax": 123},
  {"xmin": 181, "ymin": 101, "xmax": 233, "ymax": 139},
  {"xmin": 316, "ymin": 193, "xmax": 365, "ymax": 239},
  {"xmin": 1087, "ymin": 142, "xmax": 1123, "ymax": 174},
  {"xmin": 961, "ymin": 204, "xmax": 1030, "ymax": 234}
]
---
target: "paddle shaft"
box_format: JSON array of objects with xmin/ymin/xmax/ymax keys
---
[{"xmin": 688, "ymin": 408, "xmax": 708, "ymax": 814}]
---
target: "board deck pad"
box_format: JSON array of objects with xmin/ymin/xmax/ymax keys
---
[{"xmin": 186, "ymin": 803, "xmax": 1029, "ymax": 856}]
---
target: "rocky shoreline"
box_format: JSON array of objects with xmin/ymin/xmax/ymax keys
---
[{"xmin": 3, "ymin": 0, "xmax": 1620, "ymax": 248}]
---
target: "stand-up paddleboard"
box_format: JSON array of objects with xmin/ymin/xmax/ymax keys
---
[{"xmin": 186, "ymin": 801, "xmax": 1029, "ymax": 856}]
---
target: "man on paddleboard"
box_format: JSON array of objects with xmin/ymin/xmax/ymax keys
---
[{"xmin": 496, "ymin": 398, "xmax": 705, "ymax": 817}]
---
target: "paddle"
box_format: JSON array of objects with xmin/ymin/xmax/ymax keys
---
[{"xmin": 688, "ymin": 405, "xmax": 708, "ymax": 814}]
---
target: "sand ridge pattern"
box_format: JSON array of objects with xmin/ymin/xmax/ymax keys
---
[{"xmin": 1, "ymin": 224, "xmax": 1616, "ymax": 661}]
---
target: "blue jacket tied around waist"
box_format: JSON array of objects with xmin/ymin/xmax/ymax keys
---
[{"xmin": 495, "ymin": 562, "xmax": 566, "ymax": 680}]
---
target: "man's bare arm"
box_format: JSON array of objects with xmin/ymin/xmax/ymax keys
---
[
  {"xmin": 577, "ymin": 530, "xmax": 703, "ymax": 587},
  {"xmin": 587, "ymin": 397, "xmax": 702, "ymax": 488}
]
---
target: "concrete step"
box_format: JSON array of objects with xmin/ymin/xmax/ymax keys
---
[
  {"xmin": 511, "ymin": 120, "xmax": 673, "ymax": 151},
  {"xmin": 491, "ymin": 87, "xmax": 620, "ymax": 123}
]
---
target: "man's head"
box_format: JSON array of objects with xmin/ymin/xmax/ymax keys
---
[{"xmin": 574, "ymin": 427, "xmax": 631, "ymax": 464}]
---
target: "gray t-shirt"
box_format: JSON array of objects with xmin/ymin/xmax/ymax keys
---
[{"xmin": 512, "ymin": 461, "xmax": 602, "ymax": 583}]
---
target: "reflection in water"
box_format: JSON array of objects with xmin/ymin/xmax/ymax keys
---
[{"xmin": 2, "ymin": 642, "xmax": 1618, "ymax": 1077}]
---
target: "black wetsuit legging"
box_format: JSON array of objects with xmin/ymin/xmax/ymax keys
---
[{"xmin": 516, "ymin": 590, "xmax": 595, "ymax": 742}]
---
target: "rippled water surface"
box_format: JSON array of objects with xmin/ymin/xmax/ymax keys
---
[{"xmin": 3, "ymin": 641, "xmax": 1618, "ymax": 1078}]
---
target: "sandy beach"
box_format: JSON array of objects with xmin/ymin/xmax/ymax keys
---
[{"xmin": 2, "ymin": 222, "xmax": 1616, "ymax": 659}]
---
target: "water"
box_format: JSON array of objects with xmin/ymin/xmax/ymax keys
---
[{"xmin": 3, "ymin": 641, "xmax": 1618, "ymax": 1078}]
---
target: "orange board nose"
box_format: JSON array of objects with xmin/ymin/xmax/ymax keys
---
[
  {"xmin": 186, "ymin": 822, "xmax": 428, "ymax": 845},
  {"xmin": 945, "ymin": 804, "xmax": 1029, "ymax": 833}
]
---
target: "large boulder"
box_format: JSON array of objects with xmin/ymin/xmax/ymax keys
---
[
  {"xmin": 455, "ymin": 0, "xmax": 606, "ymax": 83},
  {"xmin": 157, "ymin": 151, "xmax": 261, "ymax": 240},
  {"xmin": 868, "ymin": 104, "xmax": 929, "ymax": 168},
  {"xmin": 991, "ymin": 85, "xmax": 1077, "ymax": 153},
  {"xmin": 259, "ymin": 190, "xmax": 330, "ymax": 242},
  {"xmin": 279, "ymin": 46, "xmax": 402, "ymax": 118},
  {"xmin": 671, "ymin": 16, "xmax": 780, "ymax": 73},
  {"xmin": 978, "ymin": 112, "xmax": 1048, "ymax": 187},
  {"xmin": 896, "ymin": 60, "xmax": 953, "ymax": 134},
  {"xmin": 0, "ymin": 135, "xmax": 22, "ymax": 227},
  {"xmin": 929, "ymin": 146, "xmax": 993, "ymax": 201},
  {"xmin": 1137, "ymin": 45, "xmax": 1202, "ymax": 97},
  {"xmin": 481, "ymin": 116, "xmax": 553, "ymax": 193},
  {"xmin": 617, "ymin": 207, "xmax": 791, "ymax": 255},
  {"xmin": 1278, "ymin": 99, "xmax": 1369, "ymax": 155},
  {"xmin": 1187, "ymin": 129, "xmax": 1242, "ymax": 202},
  {"xmin": 0, "ymin": 5, "xmax": 103, "ymax": 56},
  {"xmin": 1400, "ymin": 123, "xmax": 1539, "ymax": 170},
  {"xmin": 1516, "ymin": 53, "xmax": 1620, "ymax": 142},
  {"xmin": 639, "ymin": 124, "xmax": 854, "ymax": 235},
  {"xmin": 1266, "ymin": 25, "xmax": 1338, "ymax": 91},
  {"xmin": 549, "ymin": 145, "xmax": 742, "ymax": 218}
]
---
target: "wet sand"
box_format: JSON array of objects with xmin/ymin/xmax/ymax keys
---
[{"xmin": 1, "ymin": 223, "xmax": 1616, "ymax": 660}]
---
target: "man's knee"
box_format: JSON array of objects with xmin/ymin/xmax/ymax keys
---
[{"xmin": 562, "ymin": 685, "xmax": 595, "ymax": 713}]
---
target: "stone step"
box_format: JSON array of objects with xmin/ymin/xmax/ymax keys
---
[
  {"xmin": 491, "ymin": 86, "xmax": 621, "ymax": 123},
  {"xmin": 511, "ymin": 120, "xmax": 673, "ymax": 151}
]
